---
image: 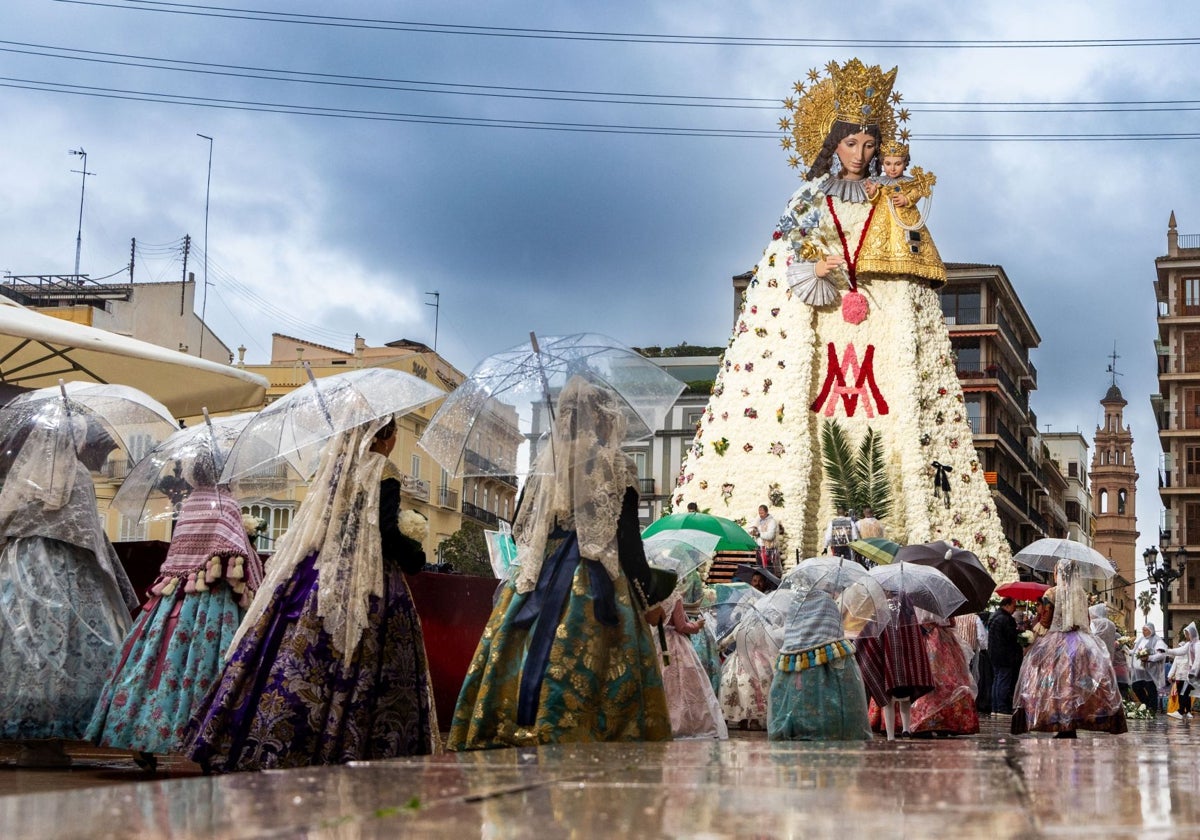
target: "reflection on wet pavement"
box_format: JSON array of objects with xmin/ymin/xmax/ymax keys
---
[{"xmin": 3, "ymin": 717, "xmax": 1199, "ymax": 838}]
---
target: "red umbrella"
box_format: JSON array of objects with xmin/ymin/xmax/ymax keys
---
[{"xmin": 994, "ymin": 580, "xmax": 1050, "ymax": 603}]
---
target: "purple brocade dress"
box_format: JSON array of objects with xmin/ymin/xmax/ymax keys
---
[{"xmin": 184, "ymin": 548, "xmax": 433, "ymax": 771}]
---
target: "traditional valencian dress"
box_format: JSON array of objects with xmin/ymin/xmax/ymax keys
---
[
  {"xmin": 673, "ymin": 60, "xmax": 1014, "ymax": 579},
  {"xmin": 1011, "ymin": 559, "xmax": 1127, "ymax": 736},
  {"xmin": 448, "ymin": 378, "xmax": 671, "ymax": 749},
  {"xmin": 856, "ymin": 592, "xmax": 934, "ymax": 712},
  {"xmin": 719, "ymin": 589, "xmax": 789, "ymax": 730},
  {"xmin": 0, "ymin": 418, "xmax": 139, "ymax": 743},
  {"xmin": 769, "ymin": 590, "xmax": 870, "ymax": 741},
  {"xmin": 871, "ymin": 616, "xmax": 979, "ymax": 736},
  {"xmin": 654, "ymin": 596, "xmax": 727, "ymax": 740},
  {"xmin": 87, "ymin": 486, "xmax": 264, "ymax": 756},
  {"xmin": 681, "ymin": 571, "xmax": 722, "ymax": 696},
  {"xmin": 186, "ymin": 421, "xmax": 435, "ymax": 770}
]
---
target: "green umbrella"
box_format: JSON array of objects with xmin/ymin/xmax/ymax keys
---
[
  {"xmin": 642, "ymin": 512, "xmax": 757, "ymax": 552},
  {"xmin": 849, "ymin": 537, "xmax": 900, "ymax": 565}
]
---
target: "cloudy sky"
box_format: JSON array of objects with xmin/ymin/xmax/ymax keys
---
[{"xmin": 2, "ymin": 0, "xmax": 1195, "ymax": 605}]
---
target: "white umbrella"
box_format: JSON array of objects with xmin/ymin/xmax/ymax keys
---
[
  {"xmin": 642, "ymin": 529, "xmax": 721, "ymax": 579},
  {"xmin": 781, "ymin": 555, "xmax": 891, "ymax": 638},
  {"xmin": 0, "ymin": 297, "xmax": 267, "ymax": 416}
]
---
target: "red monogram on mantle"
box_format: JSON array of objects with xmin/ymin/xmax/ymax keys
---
[{"xmin": 810, "ymin": 342, "xmax": 890, "ymax": 417}]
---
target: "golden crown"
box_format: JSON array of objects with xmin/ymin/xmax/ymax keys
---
[
  {"xmin": 880, "ymin": 140, "xmax": 909, "ymax": 159},
  {"xmin": 779, "ymin": 59, "xmax": 908, "ymax": 171}
]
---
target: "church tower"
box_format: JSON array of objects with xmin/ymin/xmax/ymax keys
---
[{"xmin": 1090, "ymin": 370, "xmax": 1140, "ymax": 632}]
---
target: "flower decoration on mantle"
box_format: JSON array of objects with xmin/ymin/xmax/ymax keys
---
[
  {"xmin": 720, "ymin": 482, "xmax": 735, "ymax": 504},
  {"xmin": 713, "ymin": 437, "xmax": 730, "ymax": 456},
  {"xmin": 768, "ymin": 483, "xmax": 785, "ymax": 508}
]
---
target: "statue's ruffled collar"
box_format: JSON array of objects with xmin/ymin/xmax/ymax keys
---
[{"xmin": 818, "ymin": 174, "xmax": 870, "ymax": 203}]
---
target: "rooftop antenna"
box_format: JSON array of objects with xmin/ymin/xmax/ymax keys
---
[
  {"xmin": 1106, "ymin": 342, "xmax": 1122, "ymax": 388},
  {"xmin": 68, "ymin": 148, "xmax": 95, "ymax": 277},
  {"xmin": 197, "ymin": 134, "xmax": 214, "ymax": 358},
  {"xmin": 425, "ymin": 291, "xmax": 440, "ymax": 351}
]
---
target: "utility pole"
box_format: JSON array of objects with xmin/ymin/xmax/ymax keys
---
[
  {"xmin": 129, "ymin": 237, "xmax": 136, "ymax": 282},
  {"xmin": 68, "ymin": 148, "xmax": 95, "ymax": 277},
  {"xmin": 425, "ymin": 291, "xmax": 441, "ymax": 352},
  {"xmin": 197, "ymin": 134, "xmax": 213, "ymax": 358},
  {"xmin": 180, "ymin": 235, "xmax": 191, "ymax": 316}
]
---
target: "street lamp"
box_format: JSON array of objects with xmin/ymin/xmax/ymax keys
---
[{"xmin": 1143, "ymin": 545, "xmax": 1186, "ymax": 637}]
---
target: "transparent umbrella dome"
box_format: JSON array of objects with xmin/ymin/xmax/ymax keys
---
[
  {"xmin": 111, "ymin": 412, "xmax": 257, "ymax": 526},
  {"xmin": 418, "ymin": 333, "xmax": 685, "ymax": 479},
  {"xmin": 220, "ymin": 367, "xmax": 444, "ymax": 487},
  {"xmin": 781, "ymin": 556, "xmax": 892, "ymax": 639},
  {"xmin": 0, "ymin": 381, "xmax": 178, "ymax": 461},
  {"xmin": 868, "ymin": 561, "xmax": 967, "ymax": 623}
]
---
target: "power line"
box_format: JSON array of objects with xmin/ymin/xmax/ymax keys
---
[
  {"xmin": 0, "ymin": 76, "xmax": 773, "ymax": 137},
  {"xmin": 48, "ymin": 1, "xmax": 1200, "ymax": 49},
  {"xmin": 12, "ymin": 40, "xmax": 1200, "ymax": 114},
  {"xmin": 7, "ymin": 75, "xmax": 1200, "ymax": 141},
  {"xmin": 0, "ymin": 40, "xmax": 776, "ymax": 109}
]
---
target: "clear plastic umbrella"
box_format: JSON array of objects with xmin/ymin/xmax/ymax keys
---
[
  {"xmin": 781, "ymin": 555, "xmax": 891, "ymax": 638},
  {"xmin": 111, "ymin": 410, "xmax": 259, "ymax": 526},
  {"xmin": 0, "ymin": 380, "xmax": 178, "ymax": 464},
  {"xmin": 643, "ymin": 529, "xmax": 721, "ymax": 578},
  {"xmin": 709, "ymin": 583, "xmax": 761, "ymax": 642},
  {"xmin": 895, "ymin": 540, "xmax": 996, "ymax": 616},
  {"xmin": 220, "ymin": 366, "xmax": 444, "ymax": 486},
  {"xmin": 868, "ymin": 561, "xmax": 967, "ymax": 623},
  {"xmin": 418, "ymin": 332, "xmax": 685, "ymax": 478},
  {"xmin": 1013, "ymin": 537, "xmax": 1116, "ymax": 580}
]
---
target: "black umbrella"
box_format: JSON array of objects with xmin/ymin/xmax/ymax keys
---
[{"xmin": 894, "ymin": 540, "xmax": 995, "ymax": 616}]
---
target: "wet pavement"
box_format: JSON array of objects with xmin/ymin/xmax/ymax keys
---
[{"xmin": 2, "ymin": 716, "xmax": 1198, "ymax": 838}]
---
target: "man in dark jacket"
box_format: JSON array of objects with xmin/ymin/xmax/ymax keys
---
[{"xmin": 988, "ymin": 597, "xmax": 1021, "ymax": 714}]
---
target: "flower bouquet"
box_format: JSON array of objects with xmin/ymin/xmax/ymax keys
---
[
  {"xmin": 1017, "ymin": 630, "xmax": 1035, "ymax": 648},
  {"xmin": 400, "ymin": 509, "xmax": 429, "ymax": 543}
]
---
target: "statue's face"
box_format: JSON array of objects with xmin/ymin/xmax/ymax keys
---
[{"xmin": 835, "ymin": 131, "xmax": 877, "ymax": 180}]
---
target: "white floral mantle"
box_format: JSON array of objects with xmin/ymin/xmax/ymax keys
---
[{"xmin": 674, "ymin": 179, "xmax": 1016, "ymax": 582}]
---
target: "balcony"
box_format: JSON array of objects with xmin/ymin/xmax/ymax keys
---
[
  {"xmin": 462, "ymin": 500, "xmax": 499, "ymax": 527},
  {"xmin": 638, "ymin": 477, "xmax": 656, "ymax": 496},
  {"xmin": 101, "ymin": 459, "xmax": 130, "ymax": 481},
  {"xmin": 436, "ymin": 486, "xmax": 459, "ymax": 510},
  {"xmin": 995, "ymin": 474, "xmax": 1027, "ymax": 517}
]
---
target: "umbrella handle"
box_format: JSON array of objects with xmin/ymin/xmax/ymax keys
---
[
  {"xmin": 58, "ymin": 378, "xmax": 77, "ymax": 450},
  {"xmin": 302, "ymin": 361, "xmax": 335, "ymax": 431},
  {"xmin": 530, "ymin": 331, "xmax": 557, "ymax": 465},
  {"xmin": 202, "ymin": 406, "xmax": 225, "ymax": 476}
]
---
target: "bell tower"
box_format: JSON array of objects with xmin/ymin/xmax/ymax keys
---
[{"xmin": 1090, "ymin": 351, "xmax": 1139, "ymax": 632}]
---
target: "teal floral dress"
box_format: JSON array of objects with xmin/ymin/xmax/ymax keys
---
[{"xmin": 448, "ymin": 489, "xmax": 671, "ymax": 749}]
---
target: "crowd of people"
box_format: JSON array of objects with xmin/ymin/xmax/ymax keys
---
[{"xmin": 1, "ymin": 374, "xmax": 1155, "ymax": 770}]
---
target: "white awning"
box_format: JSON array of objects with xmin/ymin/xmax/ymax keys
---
[{"xmin": 0, "ymin": 298, "xmax": 267, "ymax": 417}]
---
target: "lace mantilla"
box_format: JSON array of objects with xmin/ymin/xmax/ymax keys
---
[{"xmin": 513, "ymin": 378, "xmax": 634, "ymax": 594}]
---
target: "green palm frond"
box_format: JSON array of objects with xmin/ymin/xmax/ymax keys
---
[
  {"xmin": 854, "ymin": 427, "xmax": 892, "ymax": 519},
  {"xmin": 820, "ymin": 420, "xmax": 856, "ymax": 511}
]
